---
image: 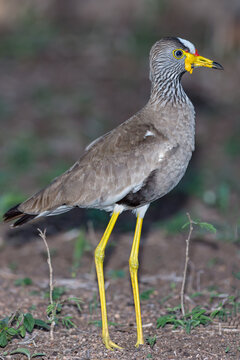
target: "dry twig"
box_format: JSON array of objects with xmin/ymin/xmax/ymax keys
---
[
  {"xmin": 180, "ymin": 212, "xmax": 193, "ymax": 316},
  {"xmin": 38, "ymin": 228, "xmax": 55, "ymax": 340}
]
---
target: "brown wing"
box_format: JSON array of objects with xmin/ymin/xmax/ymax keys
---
[
  {"xmin": 4, "ymin": 112, "xmax": 177, "ymax": 225},
  {"xmin": 24, "ymin": 120, "xmax": 173, "ymax": 210}
]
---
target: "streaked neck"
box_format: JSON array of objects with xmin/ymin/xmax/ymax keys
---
[{"xmin": 149, "ymin": 71, "xmax": 188, "ymax": 107}]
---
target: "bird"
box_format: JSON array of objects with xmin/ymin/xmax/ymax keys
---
[{"xmin": 3, "ymin": 37, "xmax": 223, "ymax": 350}]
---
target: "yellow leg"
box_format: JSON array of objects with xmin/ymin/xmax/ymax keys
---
[
  {"xmin": 129, "ymin": 215, "xmax": 144, "ymax": 347},
  {"xmin": 94, "ymin": 211, "xmax": 122, "ymax": 350}
]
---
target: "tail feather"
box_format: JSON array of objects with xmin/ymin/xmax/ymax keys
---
[
  {"xmin": 13, "ymin": 214, "xmax": 37, "ymax": 227},
  {"xmin": 3, "ymin": 203, "xmax": 37, "ymax": 227},
  {"xmin": 3, "ymin": 203, "xmax": 22, "ymax": 222}
]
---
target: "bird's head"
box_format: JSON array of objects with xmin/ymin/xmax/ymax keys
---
[{"xmin": 149, "ymin": 37, "xmax": 223, "ymax": 82}]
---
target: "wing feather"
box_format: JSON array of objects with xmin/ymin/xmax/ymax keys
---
[{"xmin": 10, "ymin": 114, "xmax": 178, "ymax": 216}]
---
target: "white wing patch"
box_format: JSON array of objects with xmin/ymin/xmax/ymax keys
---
[
  {"xmin": 177, "ymin": 37, "xmax": 196, "ymax": 54},
  {"xmin": 144, "ymin": 130, "xmax": 155, "ymax": 138},
  {"xmin": 36, "ymin": 205, "xmax": 73, "ymax": 218}
]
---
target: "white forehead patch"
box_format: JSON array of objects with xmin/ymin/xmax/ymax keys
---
[{"xmin": 177, "ymin": 37, "xmax": 196, "ymax": 54}]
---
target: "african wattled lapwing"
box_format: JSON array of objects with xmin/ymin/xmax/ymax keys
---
[{"xmin": 3, "ymin": 37, "xmax": 223, "ymax": 350}]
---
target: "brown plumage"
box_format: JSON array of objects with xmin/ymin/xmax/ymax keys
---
[{"xmin": 4, "ymin": 103, "xmax": 192, "ymax": 226}]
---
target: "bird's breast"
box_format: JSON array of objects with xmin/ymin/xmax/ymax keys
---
[{"xmin": 154, "ymin": 144, "xmax": 193, "ymax": 199}]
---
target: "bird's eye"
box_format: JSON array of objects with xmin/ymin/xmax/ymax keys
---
[{"xmin": 173, "ymin": 49, "xmax": 184, "ymax": 59}]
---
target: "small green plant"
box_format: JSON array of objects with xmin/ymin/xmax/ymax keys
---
[
  {"xmin": 38, "ymin": 229, "xmax": 83, "ymax": 341},
  {"xmin": 44, "ymin": 286, "xmax": 66, "ymax": 301},
  {"xmin": 5, "ymin": 348, "xmax": 46, "ymax": 359},
  {"xmin": 88, "ymin": 320, "xmax": 102, "ymax": 328},
  {"xmin": 157, "ymin": 306, "xmax": 212, "ymax": 334},
  {"xmin": 146, "ymin": 335, "xmax": 156, "ymax": 349},
  {"xmin": 170, "ymin": 282, "xmax": 176, "ymax": 290},
  {"xmin": 46, "ymin": 294, "xmax": 83, "ymax": 330},
  {"xmin": 228, "ymin": 296, "xmax": 240, "ymax": 316},
  {"xmin": 182, "ymin": 219, "xmax": 217, "ymax": 234},
  {"xmin": 157, "ymin": 296, "xmax": 240, "ymax": 336},
  {"xmin": 8, "ymin": 262, "xmax": 18, "ymax": 272},
  {"xmin": 61, "ymin": 316, "xmax": 76, "ymax": 329},
  {"xmin": 225, "ymin": 345, "xmax": 230, "ymax": 353},
  {"xmin": 210, "ymin": 304, "xmax": 229, "ymax": 322},
  {"xmin": 89, "ymin": 293, "xmax": 98, "ymax": 316},
  {"xmin": 189, "ymin": 292, "xmax": 204, "ymax": 299},
  {"xmin": 71, "ymin": 230, "xmax": 91, "ymax": 276},
  {"xmin": 140, "ymin": 288, "xmax": 155, "ymax": 301},
  {"xmin": 14, "ymin": 277, "xmax": 33, "ymax": 287},
  {"xmin": 210, "ymin": 296, "xmax": 240, "ymax": 321},
  {"xmin": 107, "ymin": 269, "xmax": 126, "ymax": 279},
  {"xmin": 0, "ymin": 311, "xmax": 49, "ymax": 348}
]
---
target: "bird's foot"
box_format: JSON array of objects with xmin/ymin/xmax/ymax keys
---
[
  {"xmin": 103, "ymin": 336, "xmax": 123, "ymax": 350},
  {"xmin": 135, "ymin": 338, "xmax": 144, "ymax": 348}
]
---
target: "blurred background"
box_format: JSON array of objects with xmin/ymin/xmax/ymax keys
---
[{"xmin": 0, "ymin": 0, "xmax": 239, "ymax": 240}]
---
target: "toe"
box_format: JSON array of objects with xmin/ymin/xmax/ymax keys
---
[
  {"xmin": 103, "ymin": 337, "xmax": 123, "ymax": 350},
  {"xmin": 109, "ymin": 340, "xmax": 123, "ymax": 350},
  {"xmin": 135, "ymin": 339, "xmax": 144, "ymax": 348}
]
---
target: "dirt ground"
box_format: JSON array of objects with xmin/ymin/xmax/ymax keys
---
[{"xmin": 1, "ymin": 204, "xmax": 240, "ymax": 360}]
